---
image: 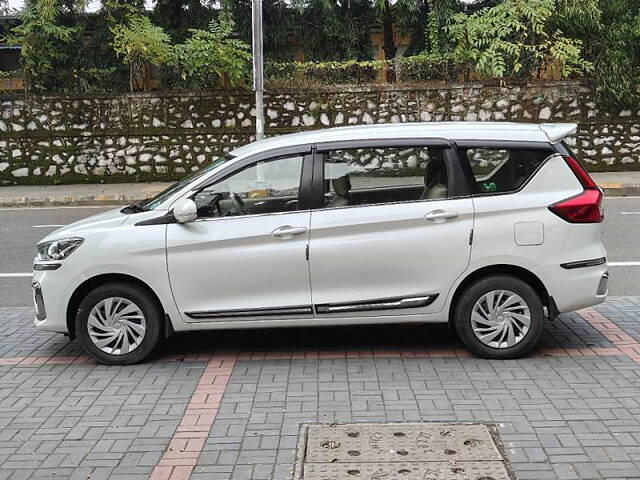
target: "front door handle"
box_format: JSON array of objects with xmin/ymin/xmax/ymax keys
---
[
  {"xmin": 424, "ymin": 210, "xmax": 459, "ymax": 223},
  {"xmin": 271, "ymin": 225, "xmax": 307, "ymax": 239}
]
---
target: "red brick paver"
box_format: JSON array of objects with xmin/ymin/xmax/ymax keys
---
[
  {"xmin": 577, "ymin": 306, "xmax": 640, "ymax": 363},
  {"xmin": 150, "ymin": 353, "xmax": 237, "ymax": 480}
]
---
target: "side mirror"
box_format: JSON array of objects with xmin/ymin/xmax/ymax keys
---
[{"xmin": 173, "ymin": 198, "xmax": 198, "ymax": 224}]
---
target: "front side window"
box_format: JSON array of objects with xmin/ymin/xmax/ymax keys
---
[
  {"xmin": 194, "ymin": 155, "xmax": 304, "ymax": 218},
  {"xmin": 323, "ymin": 146, "xmax": 449, "ymax": 208},
  {"xmin": 141, "ymin": 154, "xmax": 234, "ymax": 211},
  {"xmin": 463, "ymin": 147, "xmax": 553, "ymax": 194}
]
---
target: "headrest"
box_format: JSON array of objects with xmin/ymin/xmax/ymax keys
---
[
  {"xmin": 425, "ymin": 155, "xmax": 445, "ymax": 188},
  {"xmin": 332, "ymin": 175, "xmax": 351, "ymax": 196}
]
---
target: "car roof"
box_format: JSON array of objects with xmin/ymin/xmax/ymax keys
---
[{"xmin": 231, "ymin": 122, "xmax": 577, "ymax": 157}]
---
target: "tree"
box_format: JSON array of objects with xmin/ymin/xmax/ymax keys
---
[
  {"xmin": 172, "ymin": 15, "xmax": 252, "ymax": 88},
  {"xmin": 152, "ymin": 0, "xmax": 213, "ymax": 43},
  {"xmin": 445, "ymin": 0, "xmax": 592, "ymax": 80},
  {"xmin": 4, "ymin": 0, "xmax": 76, "ymax": 92},
  {"xmin": 552, "ymin": 0, "xmax": 640, "ymax": 110},
  {"xmin": 222, "ymin": 0, "xmax": 302, "ymax": 62},
  {"xmin": 111, "ymin": 15, "xmax": 173, "ymax": 91}
]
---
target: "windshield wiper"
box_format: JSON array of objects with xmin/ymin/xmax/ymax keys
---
[{"xmin": 121, "ymin": 198, "xmax": 149, "ymax": 214}]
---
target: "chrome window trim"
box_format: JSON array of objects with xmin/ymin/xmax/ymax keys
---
[
  {"xmin": 189, "ymin": 208, "xmax": 313, "ymax": 225},
  {"xmin": 310, "ymin": 196, "xmax": 463, "ymax": 214}
]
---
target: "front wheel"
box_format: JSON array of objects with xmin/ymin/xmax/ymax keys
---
[
  {"xmin": 453, "ymin": 275, "xmax": 544, "ymax": 359},
  {"xmin": 75, "ymin": 282, "xmax": 163, "ymax": 365}
]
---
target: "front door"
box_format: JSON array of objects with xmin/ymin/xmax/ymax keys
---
[
  {"xmin": 309, "ymin": 144, "xmax": 474, "ymax": 317},
  {"xmin": 167, "ymin": 153, "xmax": 313, "ymax": 321}
]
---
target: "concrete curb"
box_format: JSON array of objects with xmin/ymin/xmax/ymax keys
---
[
  {"xmin": 598, "ymin": 183, "xmax": 640, "ymax": 197},
  {"xmin": 0, "ymin": 195, "xmax": 149, "ymax": 208}
]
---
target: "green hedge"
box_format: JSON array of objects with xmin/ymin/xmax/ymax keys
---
[{"xmin": 265, "ymin": 54, "xmax": 462, "ymax": 87}]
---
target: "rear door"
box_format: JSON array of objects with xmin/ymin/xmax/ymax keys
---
[{"xmin": 308, "ymin": 141, "xmax": 474, "ymax": 318}]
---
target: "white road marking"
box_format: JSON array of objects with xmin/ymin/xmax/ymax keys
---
[
  {"xmin": 0, "ymin": 205, "xmax": 120, "ymax": 211},
  {"xmin": 32, "ymin": 224, "xmax": 66, "ymax": 228},
  {"xmin": 608, "ymin": 262, "xmax": 640, "ymax": 266},
  {"xmin": 620, "ymin": 212, "xmax": 640, "ymax": 215},
  {"xmin": 0, "ymin": 273, "xmax": 31, "ymax": 278}
]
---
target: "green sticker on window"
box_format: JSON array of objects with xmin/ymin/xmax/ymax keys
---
[{"xmin": 480, "ymin": 182, "xmax": 497, "ymax": 192}]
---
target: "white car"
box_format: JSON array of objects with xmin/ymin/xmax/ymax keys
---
[{"xmin": 32, "ymin": 122, "xmax": 608, "ymax": 365}]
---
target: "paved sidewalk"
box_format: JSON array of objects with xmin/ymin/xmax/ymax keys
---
[
  {"xmin": 0, "ymin": 171, "xmax": 639, "ymax": 207},
  {"xmin": 1, "ymin": 298, "xmax": 640, "ymax": 479},
  {"xmin": 0, "ymin": 182, "xmax": 169, "ymax": 208}
]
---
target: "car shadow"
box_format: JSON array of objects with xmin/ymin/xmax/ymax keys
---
[{"xmin": 158, "ymin": 322, "xmax": 463, "ymax": 358}]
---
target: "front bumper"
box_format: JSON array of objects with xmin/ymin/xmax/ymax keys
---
[
  {"xmin": 32, "ymin": 269, "xmax": 71, "ymax": 334},
  {"xmin": 32, "ymin": 282, "xmax": 46, "ymax": 322}
]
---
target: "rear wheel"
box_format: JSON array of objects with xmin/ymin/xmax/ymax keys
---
[
  {"xmin": 75, "ymin": 282, "xmax": 163, "ymax": 365},
  {"xmin": 454, "ymin": 275, "xmax": 544, "ymax": 359}
]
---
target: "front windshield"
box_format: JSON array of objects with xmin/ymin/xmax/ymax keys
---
[{"xmin": 141, "ymin": 154, "xmax": 235, "ymax": 210}]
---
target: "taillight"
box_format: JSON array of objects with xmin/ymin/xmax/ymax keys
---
[{"xmin": 548, "ymin": 156, "xmax": 603, "ymax": 223}]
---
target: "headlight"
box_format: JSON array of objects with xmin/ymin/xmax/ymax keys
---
[{"xmin": 36, "ymin": 237, "xmax": 84, "ymax": 261}]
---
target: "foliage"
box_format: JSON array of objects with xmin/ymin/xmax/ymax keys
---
[
  {"xmin": 221, "ymin": 0, "xmax": 301, "ymax": 62},
  {"xmin": 267, "ymin": 59, "xmax": 386, "ymax": 86},
  {"xmin": 66, "ymin": 67, "xmax": 118, "ymax": 92},
  {"xmin": 171, "ymin": 16, "xmax": 251, "ymax": 88},
  {"xmin": 111, "ymin": 15, "xmax": 173, "ymax": 91},
  {"xmin": 423, "ymin": 0, "xmax": 459, "ymax": 54},
  {"xmin": 302, "ymin": 0, "xmax": 375, "ymax": 60},
  {"xmin": 0, "ymin": 69, "xmax": 21, "ymax": 79},
  {"xmin": 4, "ymin": 0, "xmax": 76, "ymax": 92},
  {"xmin": 4, "ymin": 0, "xmax": 640, "ymax": 112},
  {"xmin": 552, "ymin": 0, "xmax": 601, "ymax": 44},
  {"xmin": 590, "ymin": 1, "xmax": 640, "ymax": 111},
  {"xmin": 152, "ymin": 0, "xmax": 212, "ymax": 43},
  {"xmin": 266, "ymin": 53, "xmax": 460, "ymax": 87},
  {"xmin": 445, "ymin": 0, "xmax": 592, "ymax": 80}
]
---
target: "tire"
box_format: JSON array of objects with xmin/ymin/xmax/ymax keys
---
[
  {"xmin": 75, "ymin": 282, "xmax": 163, "ymax": 365},
  {"xmin": 453, "ymin": 275, "xmax": 544, "ymax": 359}
]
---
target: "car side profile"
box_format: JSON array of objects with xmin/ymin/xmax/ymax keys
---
[{"xmin": 32, "ymin": 122, "xmax": 608, "ymax": 365}]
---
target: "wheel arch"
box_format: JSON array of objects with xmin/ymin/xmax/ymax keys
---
[
  {"xmin": 66, "ymin": 273, "xmax": 165, "ymax": 339},
  {"xmin": 448, "ymin": 264, "xmax": 550, "ymax": 324}
]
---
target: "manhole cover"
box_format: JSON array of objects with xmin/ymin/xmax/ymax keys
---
[{"xmin": 294, "ymin": 422, "xmax": 515, "ymax": 480}]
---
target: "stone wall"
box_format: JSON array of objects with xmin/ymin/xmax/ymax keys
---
[{"xmin": 1, "ymin": 81, "xmax": 639, "ymax": 185}]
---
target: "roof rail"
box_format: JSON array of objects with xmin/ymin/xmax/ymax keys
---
[{"xmin": 539, "ymin": 123, "xmax": 578, "ymax": 143}]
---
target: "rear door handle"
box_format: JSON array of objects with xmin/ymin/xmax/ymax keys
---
[
  {"xmin": 271, "ymin": 225, "xmax": 307, "ymax": 238},
  {"xmin": 424, "ymin": 210, "xmax": 459, "ymax": 223}
]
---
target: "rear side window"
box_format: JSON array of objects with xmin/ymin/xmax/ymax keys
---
[
  {"xmin": 463, "ymin": 147, "xmax": 552, "ymax": 194},
  {"xmin": 322, "ymin": 146, "xmax": 449, "ymax": 208}
]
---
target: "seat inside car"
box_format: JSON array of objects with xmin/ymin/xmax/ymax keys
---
[
  {"xmin": 330, "ymin": 175, "xmax": 352, "ymax": 207},
  {"xmin": 421, "ymin": 153, "xmax": 448, "ymax": 199}
]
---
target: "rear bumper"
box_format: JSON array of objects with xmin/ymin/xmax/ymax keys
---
[{"xmin": 536, "ymin": 262, "xmax": 608, "ymax": 313}]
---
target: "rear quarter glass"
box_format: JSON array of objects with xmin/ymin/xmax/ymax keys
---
[{"xmin": 460, "ymin": 146, "xmax": 555, "ymax": 194}]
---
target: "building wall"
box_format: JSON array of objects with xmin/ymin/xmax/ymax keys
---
[{"xmin": 1, "ymin": 81, "xmax": 639, "ymax": 185}]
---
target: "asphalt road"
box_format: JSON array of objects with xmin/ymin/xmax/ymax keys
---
[{"xmin": 0, "ymin": 198, "xmax": 638, "ymax": 307}]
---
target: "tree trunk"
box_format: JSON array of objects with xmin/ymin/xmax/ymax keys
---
[{"xmin": 381, "ymin": 0, "xmax": 396, "ymax": 83}]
